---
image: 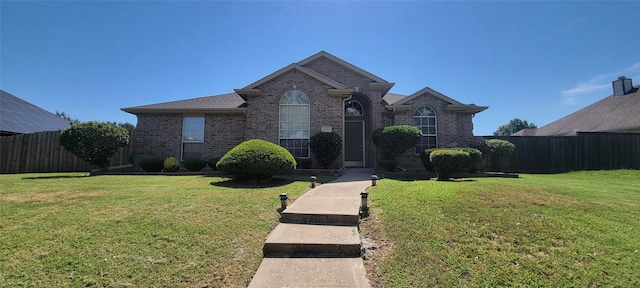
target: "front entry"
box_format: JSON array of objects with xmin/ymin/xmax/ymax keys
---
[{"xmin": 344, "ymin": 121, "xmax": 364, "ymax": 167}]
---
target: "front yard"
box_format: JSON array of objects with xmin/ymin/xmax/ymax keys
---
[
  {"xmin": 362, "ymin": 170, "xmax": 640, "ymax": 287},
  {"xmin": 1, "ymin": 170, "xmax": 638, "ymax": 287},
  {"xmin": 0, "ymin": 173, "xmax": 327, "ymax": 287}
]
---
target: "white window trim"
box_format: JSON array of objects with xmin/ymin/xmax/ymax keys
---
[
  {"xmin": 278, "ymin": 90, "xmax": 311, "ymax": 158},
  {"xmin": 414, "ymin": 107, "xmax": 437, "ymax": 154}
]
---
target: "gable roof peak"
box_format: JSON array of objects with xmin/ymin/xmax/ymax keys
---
[
  {"xmin": 297, "ymin": 51, "xmax": 390, "ymax": 84},
  {"xmin": 239, "ymin": 63, "xmax": 346, "ymax": 91}
]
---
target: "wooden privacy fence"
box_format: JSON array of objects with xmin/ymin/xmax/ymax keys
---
[
  {"xmin": 486, "ymin": 132, "xmax": 640, "ymax": 173},
  {"xmin": 1, "ymin": 130, "xmax": 134, "ymax": 174}
]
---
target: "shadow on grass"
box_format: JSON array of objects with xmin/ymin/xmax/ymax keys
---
[
  {"xmin": 210, "ymin": 177, "xmax": 297, "ymax": 189},
  {"xmin": 21, "ymin": 175, "xmax": 90, "ymax": 180},
  {"xmin": 208, "ymin": 175, "xmax": 335, "ymax": 189}
]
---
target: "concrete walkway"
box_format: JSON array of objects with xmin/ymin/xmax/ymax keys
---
[{"xmin": 248, "ymin": 168, "xmax": 375, "ymax": 288}]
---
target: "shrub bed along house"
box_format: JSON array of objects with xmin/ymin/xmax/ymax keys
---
[{"xmin": 183, "ymin": 158, "xmax": 207, "ymax": 172}]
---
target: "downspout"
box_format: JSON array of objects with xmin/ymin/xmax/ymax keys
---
[{"xmin": 342, "ymin": 94, "xmax": 353, "ymax": 169}]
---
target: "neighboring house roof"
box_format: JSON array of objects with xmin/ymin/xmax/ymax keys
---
[
  {"xmin": 520, "ymin": 85, "xmax": 640, "ymax": 136},
  {"xmin": 121, "ymin": 92, "xmax": 246, "ymax": 114},
  {"xmin": 384, "ymin": 86, "xmax": 489, "ymax": 113},
  {"xmin": 0, "ymin": 90, "xmax": 71, "ymax": 136}
]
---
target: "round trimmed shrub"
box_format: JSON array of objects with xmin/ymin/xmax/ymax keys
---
[
  {"xmin": 309, "ymin": 131, "xmax": 342, "ymax": 169},
  {"xmin": 420, "ymin": 148, "xmax": 443, "ymax": 172},
  {"xmin": 372, "ymin": 125, "xmax": 422, "ymax": 161},
  {"xmin": 457, "ymin": 147, "xmax": 482, "ymax": 172},
  {"xmin": 163, "ymin": 157, "xmax": 180, "ymax": 172},
  {"xmin": 140, "ymin": 158, "xmax": 164, "ymax": 172},
  {"xmin": 430, "ymin": 149, "xmax": 470, "ymax": 181},
  {"xmin": 59, "ymin": 121, "xmax": 130, "ymax": 170},
  {"xmin": 421, "ymin": 147, "xmax": 481, "ymax": 172},
  {"xmin": 217, "ymin": 139, "xmax": 296, "ymax": 181},
  {"xmin": 207, "ymin": 157, "xmax": 221, "ymax": 171},
  {"xmin": 486, "ymin": 139, "xmax": 515, "ymax": 157},
  {"xmin": 183, "ymin": 158, "xmax": 206, "ymax": 172}
]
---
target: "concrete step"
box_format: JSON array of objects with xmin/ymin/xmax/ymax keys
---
[
  {"xmin": 248, "ymin": 257, "xmax": 371, "ymax": 288},
  {"xmin": 281, "ymin": 196, "xmax": 361, "ymax": 225},
  {"xmin": 263, "ymin": 223, "xmax": 361, "ymax": 257}
]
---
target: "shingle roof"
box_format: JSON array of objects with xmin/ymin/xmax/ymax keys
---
[
  {"xmin": 530, "ymin": 86, "xmax": 640, "ymax": 136},
  {"xmin": 383, "ymin": 87, "xmax": 488, "ymax": 113},
  {"xmin": 0, "ymin": 90, "xmax": 71, "ymax": 135},
  {"xmin": 121, "ymin": 92, "xmax": 246, "ymax": 114},
  {"xmin": 382, "ymin": 92, "xmax": 407, "ymax": 105}
]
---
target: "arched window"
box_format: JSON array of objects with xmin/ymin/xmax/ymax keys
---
[
  {"xmin": 414, "ymin": 107, "xmax": 437, "ymax": 154},
  {"xmin": 345, "ymin": 100, "xmax": 363, "ymax": 117},
  {"xmin": 279, "ymin": 90, "xmax": 310, "ymax": 158}
]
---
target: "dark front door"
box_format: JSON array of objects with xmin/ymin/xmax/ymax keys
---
[{"xmin": 345, "ymin": 121, "xmax": 364, "ymax": 167}]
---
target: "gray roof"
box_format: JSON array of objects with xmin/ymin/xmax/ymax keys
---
[
  {"xmin": 122, "ymin": 92, "xmax": 246, "ymax": 114},
  {"xmin": 524, "ymin": 85, "xmax": 640, "ymax": 136},
  {"xmin": 382, "ymin": 92, "xmax": 407, "ymax": 105},
  {"xmin": 0, "ymin": 90, "xmax": 71, "ymax": 135}
]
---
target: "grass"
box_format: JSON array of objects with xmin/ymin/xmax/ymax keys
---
[
  {"xmin": 362, "ymin": 170, "xmax": 640, "ymax": 287},
  {"xmin": 0, "ymin": 173, "xmax": 332, "ymax": 287}
]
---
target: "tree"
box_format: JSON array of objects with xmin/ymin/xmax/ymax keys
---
[
  {"xmin": 59, "ymin": 121, "xmax": 130, "ymax": 170},
  {"xmin": 493, "ymin": 118, "xmax": 537, "ymax": 136},
  {"xmin": 55, "ymin": 111, "xmax": 81, "ymax": 125}
]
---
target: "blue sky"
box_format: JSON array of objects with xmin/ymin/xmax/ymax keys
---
[{"xmin": 2, "ymin": 1, "xmax": 639, "ymax": 135}]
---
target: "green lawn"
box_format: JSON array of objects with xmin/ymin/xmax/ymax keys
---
[
  {"xmin": 362, "ymin": 170, "xmax": 640, "ymax": 287},
  {"xmin": 0, "ymin": 173, "xmax": 330, "ymax": 287}
]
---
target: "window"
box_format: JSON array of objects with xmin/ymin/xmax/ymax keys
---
[
  {"xmin": 345, "ymin": 100, "xmax": 363, "ymax": 117},
  {"xmin": 279, "ymin": 90, "xmax": 310, "ymax": 158},
  {"xmin": 182, "ymin": 116, "xmax": 204, "ymax": 160},
  {"xmin": 414, "ymin": 107, "xmax": 437, "ymax": 154}
]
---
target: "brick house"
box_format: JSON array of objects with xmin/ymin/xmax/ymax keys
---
[{"xmin": 122, "ymin": 51, "xmax": 487, "ymax": 169}]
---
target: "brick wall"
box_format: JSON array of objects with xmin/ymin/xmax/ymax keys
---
[
  {"xmin": 134, "ymin": 113, "xmax": 183, "ymax": 161},
  {"xmin": 204, "ymin": 113, "xmax": 246, "ymax": 158}
]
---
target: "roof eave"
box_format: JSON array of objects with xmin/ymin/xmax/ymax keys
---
[
  {"xmin": 446, "ymin": 105, "xmax": 489, "ymax": 113},
  {"xmin": 384, "ymin": 105, "xmax": 412, "ymax": 111},
  {"xmin": 328, "ymin": 89, "xmax": 355, "ymax": 97},
  {"xmin": 121, "ymin": 107, "xmax": 247, "ymax": 115}
]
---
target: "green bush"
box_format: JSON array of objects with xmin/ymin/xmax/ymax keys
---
[
  {"xmin": 458, "ymin": 147, "xmax": 482, "ymax": 172},
  {"xmin": 217, "ymin": 139, "xmax": 296, "ymax": 181},
  {"xmin": 420, "ymin": 147, "xmax": 481, "ymax": 173},
  {"xmin": 470, "ymin": 139, "xmax": 515, "ymax": 159},
  {"xmin": 59, "ymin": 121, "xmax": 130, "ymax": 170},
  {"xmin": 372, "ymin": 125, "xmax": 422, "ymax": 161},
  {"xmin": 183, "ymin": 158, "xmax": 206, "ymax": 172},
  {"xmin": 309, "ymin": 131, "xmax": 342, "ymax": 169},
  {"xmin": 430, "ymin": 149, "xmax": 470, "ymax": 181},
  {"xmin": 486, "ymin": 139, "xmax": 515, "ymax": 157},
  {"xmin": 163, "ymin": 157, "xmax": 180, "ymax": 172},
  {"xmin": 140, "ymin": 158, "xmax": 164, "ymax": 172},
  {"xmin": 207, "ymin": 157, "xmax": 221, "ymax": 171},
  {"xmin": 420, "ymin": 148, "xmax": 442, "ymax": 172}
]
